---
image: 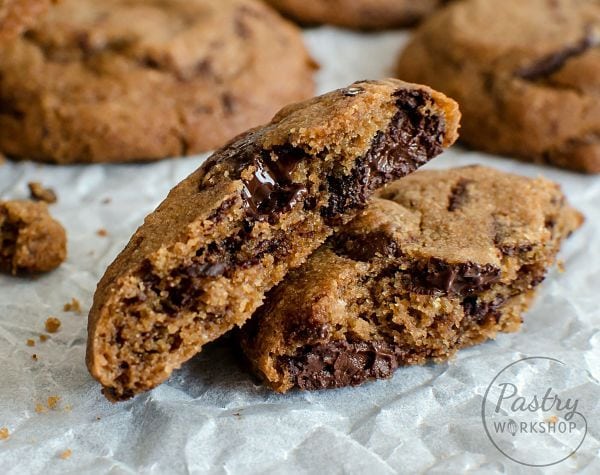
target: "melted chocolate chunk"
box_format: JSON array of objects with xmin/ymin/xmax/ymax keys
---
[
  {"xmin": 447, "ymin": 178, "xmax": 472, "ymax": 212},
  {"xmin": 241, "ymin": 146, "xmax": 309, "ymax": 220},
  {"xmin": 330, "ymin": 230, "xmax": 398, "ymax": 262},
  {"xmin": 499, "ymin": 244, "xmax": 534, "ymax": 257},
  {"xmin": 285, "ymin": 319, "xmax": 331, "ymax": 345},
  {"xmin": 280, "ymin": 340, "xmax": 410, "ymax": 390},
  {"xmin": 137, "ymin": 228, "xmax": 295, "ymax": 315},
  {"xmin": 408, "ymin": 258, "xmax": 501, "ymax": 296},
  {"xmin": 322, "ymin": 89, "xmax": 445, "ymax": 222},
  {"xmin": 462, "ymin": 296, "xmax": 506, "ymax": 323},
  {"xmin": 517, "ymin": 31, "xmax": 599, "ymax": 80}
]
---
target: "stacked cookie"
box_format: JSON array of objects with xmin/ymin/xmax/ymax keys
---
[
  {"xmin": 84, "ymin": 80, "xmax": 582, "ymax": 400},
  {"xmin": 0, "ymin": 0, "xmax": 585, "ymax": 398},
  {"xmin": 86, "ymin": 79, "xmax": 462, "ymax": 400}
]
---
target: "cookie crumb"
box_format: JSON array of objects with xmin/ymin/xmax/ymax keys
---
[
  {"xmin": 101, "ymin": 197, "xmax": 112, "ymax": 204},
  {"xmin": 35, "ymin": 404, "xmax": 46, "ymax": 414},
  {"xmin": 557, "ymin": 259, "xmax": 565, "ymax": 273},
  {"xmin": 47, "ymin": 396, "xmax": 61, "ymax": 409},
  {"xmin": 96, "ymin": 416, "xmax": 101, "ymax": 421},
  {"xmin": 63, "ymin": 298, "xmax": 82, "ymax": 315},
  {"xmin": 59, "ymin": 449, "xmax": 72, "ymax": 460},
  {"xmin": 39, "ymin": 334, "xmax": 48, "ymax": 342},
  {"xmin": 0, "ymin": 428, "xmax": 9, "ymax": 440},
  {"xmin": 97, "ymin": 228, "xmax": 108, "ymax": 237},
  {"xmin": 547, "ymin": 415, "xmax": 559, "ymax": 424},
  {"xmin": 26, "ymin": 339, "xmax": 35, "ymax": 347},
  {"xmin": 28, "ymin": 182, "xmax": 57, "ymax": 204},
  {"xmin": 63, "ymin": 404, "xmax": 72, "ymax": 412},
  {"xmin": 45, "ymin": 317, "xmax": 61, "ymax": 333},
  {"xmin": 32, "ymin": 354, "xmax": 38, "ymax": 361}
]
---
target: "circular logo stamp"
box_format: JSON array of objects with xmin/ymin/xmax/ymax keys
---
[{"xmin": 481, "ymin": 356, "xmax": 588, "ymax": 467}]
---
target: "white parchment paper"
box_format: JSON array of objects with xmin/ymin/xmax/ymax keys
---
[{"xmin": 0, "ymin": 27, "xmax": 599, "ymax": 475}]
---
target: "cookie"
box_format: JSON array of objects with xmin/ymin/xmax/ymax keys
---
[
  {"xmin": 0, "ymin": 200, "xmax": 67, "ymax": 274},
  {"xmin": 0, "ymin": 0, "xmax": 52, "ymax": 40},
  {"xmin": 265, "ymin": 0, "xmax": 446, "ymax": 29},
  {"xmin": 86, "ymin": 79, "xmax": 460, "ymax": 401},
  {"xmin": 0, "ymin": 0, "xmax": 316, "ymax": 164},
  {"xmin": 396, "ymin": 0, "xmax": 600, "ymax": 173},
  {"xmin": 240, "ymin": 166, "xmax": 583, "ymax": 392}
]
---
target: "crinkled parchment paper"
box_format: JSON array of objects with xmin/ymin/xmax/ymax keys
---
[{"xmin": 0, "ymin": 27, "xmax": 599, "ymax": 475}]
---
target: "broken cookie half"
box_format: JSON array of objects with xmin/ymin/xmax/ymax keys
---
[
  {"xmin": 87, "ymin": 79, "xmax": 460, "ymax": 401},
  {"xmin": 240, "ymin": 166, "xmax": 583, "ymax": 393}
]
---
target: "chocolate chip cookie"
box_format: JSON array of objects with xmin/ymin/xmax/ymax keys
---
[
  {"xmin": 86, "ymin": 79, "xmax": 460, "ymax": 401},
  {"xmin": 0, "ymin": 0, "xmax": 52, "ymax": 40},
  {"xmin": 265, "ymin": 0, "xmax": 446, "ymax": 29},
  {"xmin": 240, "ymin": 166, "xmax": 583, "ymax": 392},
  {"xmin": 0, "ymin": 200, "xmax": 67, "ymax": 274},
  {"xmin": 0, "ymin": 0, "xmax": 316, "ymax": 164},
  {"xmin": 396, "ymin": 0, "xmax": 600, "ymax": 173}
]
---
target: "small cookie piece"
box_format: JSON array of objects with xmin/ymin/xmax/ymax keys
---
[
  {"xmin": 0, "ymin": 0, "xmax": 52, "ymax": 40},
  {"xmin": 240, "ymin": 166, "xmax": 583, "ymax": 392},
  {"xmin": 0, "ymin": 200, "xmax": 66, "ymax": 274},
  {"xmin": 265, "ymin": 0, "xmax": 446, "ymax": 29},
  {"xmin": 86, "ymin": 79, "xmax": 460, "ymax": 401},
  {"xmin": 396, "ymin": 0, "xmax": 600, "ymax": 173},
  {"xmin": 0, "ymin": 0, "xmax": 315, "ymax": 164},
  {"xmin": 28, "ymin": 181, "xmax": 57, "ymax": 203}
]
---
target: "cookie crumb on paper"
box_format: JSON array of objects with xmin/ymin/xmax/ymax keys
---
[
  {"xmin": 28, "ymin": 182, "xmax": 57, "ymax": 204},
  {"xmin": 59, "ymin": 449, "xmax": 72, "ymax": 460},
  {"xmin": 45, "ymin": 317, "xmax": 61, "ymax": 333},
  {"xmin": 47, "ymin": 396, "xmax": 61, "ymax": 409},
  {"xmin": 63, "ymin": 298, "xmax": 82, "ymax": 315}
]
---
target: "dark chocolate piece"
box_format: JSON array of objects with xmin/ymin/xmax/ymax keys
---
[
  {"xmin": 409, "ymin": 258, "xmax": 501, "ymax": 296},
  {"xmin": 240, "ymin": 146, "xmax": 309, "ymax": 220},
  {"xmin": 331, "ymin": 230, "xmax": 398, "ymax": 262},
  {"xmin": 516, "ymin": 30, "xmax": 599, "ymax": 81},
  {"xmin": 447, "ymin": 178, "xmax": 472, "ymax": 211},
  {"xmin": 279, "ymin": 341, "xmax": 408, "ymax": 390},
  {"xmin": 322, "ymin": 89, "xmax": 445, "ymax": 222}
]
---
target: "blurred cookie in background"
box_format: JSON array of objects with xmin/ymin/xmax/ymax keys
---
[
  {"xmin": 0, "ymin": 0, "xmax": 316, "ymax": 164},
  {"xmin": 264, "ymin": 0, "xmax": 447, "ymax": 30},
  {"xmin": 397, "ymin": 0, "xmax": 600, "ymax": 173}
]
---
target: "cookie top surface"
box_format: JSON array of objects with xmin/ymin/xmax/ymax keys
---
[
  {"xmin": 265, "ymin": 0, "xmax": 445, "ymax": 29},
  {"xmin": 279, "ymin": 165, "xmax": 582, "ymax": 308},
  {"xmin": 350, "ymin": 166, "xmax": 582, "ymax": 266},
  {"xmin": 0, "ymin": 0, "xmax": 315, "ymax": 163},
  {"xmin": 396, "ymin": 0, "xmax": 600, "ymax": 172},
  {"xmin": 0, "ymin": 0, "xmax": 51, "ymax": 39}
]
